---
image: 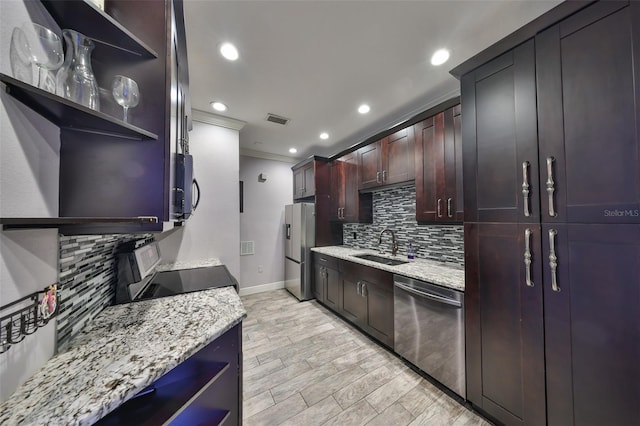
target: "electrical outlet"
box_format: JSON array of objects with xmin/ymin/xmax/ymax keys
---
[{"xmin": 352, "ymin": 232, "xmax": 357, "ymax": 240}]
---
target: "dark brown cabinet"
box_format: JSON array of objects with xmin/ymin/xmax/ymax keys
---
[
  {"xmin": 292, "ymin": 157, "xmax": 330, "ymax": 200},
  {"xmin": 414, "ymin": 104, "xmax": 463, "ymax": 223},
  {"xmin": 358, "ymin": 128, "xmax": 415, "ymax": 190},
  {"xmin": 312, "ymin": 254, "xmax": 393, "ymax": 348},
  {"xmin": 330, "ymin": 153, "xmax": 372, "ymax": 223},
  {"xmin": 461, "ymin": 1, "xmax": 640, "ymax": 424}
]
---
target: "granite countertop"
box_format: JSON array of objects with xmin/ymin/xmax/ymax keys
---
[
  {"xmin": 0, "ymin": 287, "xmax": 246, "ymax": 426},
  {"xmin": 311, "ymin": 246, "xmax": 464, "ymax": 291},
  {"xmin": 155, "ymin": 257, "xmax": 223, "ymax": 272}
]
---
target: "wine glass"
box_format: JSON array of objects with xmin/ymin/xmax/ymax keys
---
[
  {"xmin": 20, "ymin": 23, "xmax": 63, "ymax": 93},
  {"xmin": 112, "ymin": 75, "xmax": 139, "ymax": 122}
]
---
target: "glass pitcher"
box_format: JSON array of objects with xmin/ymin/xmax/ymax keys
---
[{"xmin": 56, "ymin": 29, "xmax": 100, "ymax": 111}]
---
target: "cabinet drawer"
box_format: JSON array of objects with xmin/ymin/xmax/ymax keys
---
[{"xmin": 313, "ymin": 252, "xmax": 338, "ymax": 269}]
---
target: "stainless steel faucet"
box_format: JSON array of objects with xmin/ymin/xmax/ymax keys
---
[{"xmin": 378, "ymin": 228, "xmax": 399, "ymax": 256}]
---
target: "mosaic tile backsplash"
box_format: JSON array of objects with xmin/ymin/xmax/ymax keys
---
[
  {"xmin": 343, "ymin": 185, "xmax": 464, "ymax": 266},
  {"xmin": 57, "ymin": 234, "xmax": 152, "ymax": 350}
]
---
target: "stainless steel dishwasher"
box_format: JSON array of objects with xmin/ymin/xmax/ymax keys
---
[{"xmin": 393, "ymin": 274, "xmax": 465, "ymax": 398}]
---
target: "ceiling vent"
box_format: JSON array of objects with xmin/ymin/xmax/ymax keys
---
[{"xmin": 265, "ymin": 113, "xmax": 290, "ymax": 126}]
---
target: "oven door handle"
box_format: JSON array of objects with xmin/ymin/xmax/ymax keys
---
[{"xmin": 394, "ymin": 281, "xmax": 462, "ymax": 308}]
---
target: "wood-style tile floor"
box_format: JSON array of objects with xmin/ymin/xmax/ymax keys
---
[{"xmin": 240, "ymin": 289, "xmax": 491, "ymax": 426}]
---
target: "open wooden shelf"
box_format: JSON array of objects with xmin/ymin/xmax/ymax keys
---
[
  {"xmin": 0, "ymin": 217, "xmax": 158, "ymax": 231},
  {"xmin": 1, "ymin": 74, "xmax": 157, "ymax": 140},
  {"xmin": 41, "ymin": 0, "xmax": 158, "ymax": 59}
]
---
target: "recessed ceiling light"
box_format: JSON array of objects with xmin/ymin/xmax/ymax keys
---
[
  {"xmin": 220, "ymin": 42, "xmax": 239, "ymax": 61},
  {"xmin": 431, "ymin": 48, "xmax": 450, "ymax": 66},
  {"xmin": 210, "ymin": 101, "xmax": 227, "ymax": 112},
  {"xmin": 358, "ymin": 104, "xmax": 370, "ymax": 114},
  {"xmin": 319, "ymin": 132, "xmax": 329, "ymax": 140},
  {"xmin": 289, "ymin": 148, "xmax": 298, "ymax": 154}
]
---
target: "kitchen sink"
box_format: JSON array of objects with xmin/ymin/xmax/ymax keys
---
[{"xmin": 353, "ymin": 253, "xmax": 409, "ymax": 266}]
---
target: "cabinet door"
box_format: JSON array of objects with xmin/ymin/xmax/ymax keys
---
[
  {"xmin": 446, "ymin": 105, "xmax": 464, "ymax": 221},
  {"xmin": 542, "ymin": 224, "xmax": 640, "ymax": 426},
  {"xmin": 358, "ymin": 141, "xmax": 382, "ymax": 190},
  {"xmin": 381, "ymin": 127, "xmax": 415, "ymax": 185},
  {"xmin": 341, "ymin": 152, "xmax": 361, "ymax": 222},
  {"xmin": 303, "ymin": 163, "xmax": 315, "ymax": 198},
  {"xmin": 293, "ymin": 167, "xmax": 306, "ymax": 199},
  {"xmin": 414, "ymin": 115, "xmax": 441, "ymax": 222},
  {"xmin": 362, "ymin": 280, "xmax": 393, "ymax": 348},
  {"xmin": 324, "ymin": 266, "xmax": 342, "ymax": 312},
  {"xmin": 536, "ymin": 1, "xmax": 640, "ymax": 224},
  {"xmin": 461, "ymin": 40, "xmax": 539, "ymax": 223},
  {"xmin": 312, "ymin": 264, "xmax": 325, "ymax": 303},
  {"xmin": 465, "ymin": 223, "xmax": 545, "ymax": 426},
  {"xmin": 330, "ymin": 158, "xmax": 345, "ymax": 221},
  {"xmin": 341, "ymin": 276, "xmax": 367, "ymax": 325}
]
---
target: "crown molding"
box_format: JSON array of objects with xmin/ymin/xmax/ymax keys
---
[
  {"xmin": 240, "ymin": 148, "xmax": 298, "ymax": 164},
  {"xmin": 191, "ymin": 109, "xmax": 246, "ymax": 131}
]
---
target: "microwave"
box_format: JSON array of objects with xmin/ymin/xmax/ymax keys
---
[{"xmin": 174, "ymin": 153, "xmax": 200, "ymax": 220}]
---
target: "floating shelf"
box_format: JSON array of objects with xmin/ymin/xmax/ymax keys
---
[
  {"xmin": 41, "ymin": 0, "xmax": 158, "ymax": 59},
  {"xmin": 1, "ymin": 216, "xmax": 158, "ymax": 231},
  {"xmin": 1, "ymin": 74, "xmax": 158, "ymax": 140}
]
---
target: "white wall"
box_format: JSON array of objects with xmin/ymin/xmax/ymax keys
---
[
  {"xmin": 156, "ymin": 121, "xmax": 241, "ymax": 279},
  {"xmin": 239, "ymin": 155, "xmax": 294, "ymax": 290},
  {"xmin": 0, "ymin": 1, "xmax": 60, "ymax": 402}
]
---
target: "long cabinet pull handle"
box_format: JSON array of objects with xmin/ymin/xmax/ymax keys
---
[
  {"xmin": 356, "ymin": 281, "xmax": 362, "ymax": 296},
  {"xmin": 340, "ymin": 208, "xmax": 344, "ymax": 219},
  {"xmin": 546, "ymin": 157, "xmax": 557, "ymax": 217},
  {"xmin": 437, "ymin": 199, "xmax": 442, "ymax": 218},
  {"xmin": 382, "ymin": 170, "xmax": 387, "ymax": 182},
  {"xmin": 548, "ymin": 229, "xmax": 560, "ymax": 292},
  {"xmin": 522, "ymin": 161, "xmax": 531, "ymax": 217},
  {"xmin": 447, "ymin": 198, "xmax": 453, "ymax": 218},
  {"xmin": 524, "ymin": 228, "xmax": 534, "ymax": 287},
  {"xmin": 361, "ymin": 282, "xmax": 367, "ymax": 297},
  {"xmin": 376, "ymin": 172, "xmax": 381, "ymax": 184}
]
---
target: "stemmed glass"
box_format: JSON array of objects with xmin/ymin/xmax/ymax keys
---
[
  {"xmin": 20, "ymin": 23, "xmax": 63, "ymax": 93},
  {"xmin": 112, "ymin": 75, "xmax": 139, "ymax": 123}
]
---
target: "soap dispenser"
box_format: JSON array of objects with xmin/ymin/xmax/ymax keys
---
[{"xmin": 408, "ymin": 243, "xmax": 415, "ymax": 260}]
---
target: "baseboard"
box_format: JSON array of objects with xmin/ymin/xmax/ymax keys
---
[{"xmin": 238, "ymin": 281, "xmax": 285, "ymax": 296}]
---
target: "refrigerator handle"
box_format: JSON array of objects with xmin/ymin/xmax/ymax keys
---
[{"xmin": 286, "ymin": 224, "xmax": 291, "ymax": 240}]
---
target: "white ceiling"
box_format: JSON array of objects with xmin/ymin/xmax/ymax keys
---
[{"xmin": 183, "ymin": 0, "xmax": 562, "ymax": 161}]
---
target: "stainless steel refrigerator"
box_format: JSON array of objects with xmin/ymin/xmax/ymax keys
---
[{"xmin": 284, "ymin": 203, "xmax": 315, "ymax": 301}]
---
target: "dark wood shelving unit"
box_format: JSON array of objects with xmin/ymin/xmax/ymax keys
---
[
  {"xmin": 41, "ymin": 0, "xmax": 158, "ymax": 59},
  {"xmin": 0, "ymin": 216, "xmax": 158, "ymax": 231},
  {"xmin": 1, "ymin": 74, "xmax": 157, "ymax": 140}
]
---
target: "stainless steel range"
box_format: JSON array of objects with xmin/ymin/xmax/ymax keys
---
[{"xmin": 115, "ymin": 241, "xmax": 237, "ymax": 304}]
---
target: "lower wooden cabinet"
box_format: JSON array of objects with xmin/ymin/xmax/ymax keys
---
[{"xmin": 312, "ymin": 253, "xmax": 394, "ymax": 349}]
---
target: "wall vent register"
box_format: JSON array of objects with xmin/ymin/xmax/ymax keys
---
[{"xmin": 240, "ymin": 241, "xmax": 255, "ymax": 256}]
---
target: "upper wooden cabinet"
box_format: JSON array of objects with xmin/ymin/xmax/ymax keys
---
[
  {"xmin": 414, "ymin": 104, "xmax": 463, "ymax": 223},
  {"xmin": 330, "ymin": 153, "xmax": 372, "ymax": 223},
  {"xmin": 292, "ymin": 157, "xmax": 331, "ymax": 201},
  {"xmin": 357, "ymin": 127, "xmax": 415, "ymax": 190}
]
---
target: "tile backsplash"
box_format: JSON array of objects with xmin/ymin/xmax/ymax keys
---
[
  {"xmin": 343, "ymin": 185, "xmax": 464, "ymax": 266},
  {"xmin": 57, "ymin": 234, "xmax": 152, "ymax": 350}
]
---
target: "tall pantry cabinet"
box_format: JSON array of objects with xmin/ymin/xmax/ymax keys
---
[{"xmin": 461, "ymin": 1, "xmax": 640, "ymax": 425}]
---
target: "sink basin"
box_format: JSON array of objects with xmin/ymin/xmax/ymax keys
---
[{"xmin": 353, "ymin": 253, "xmax": 409, "ymax": 266}]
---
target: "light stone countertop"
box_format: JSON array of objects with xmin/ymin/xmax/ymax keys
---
[
  {"xmin": 0, "ymin": 287, "xmax": 246, "ymax": 426},
  {"xmin": 156, "ymin": 257, "xmax": 223, "ymax": 272},
  {"xmin": 311, "ymin": 246, "xmax": 464, "ymax": 291}
]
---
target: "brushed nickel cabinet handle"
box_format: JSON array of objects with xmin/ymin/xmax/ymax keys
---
[
  {"xmin": 340, "ymin": 207, "xmax": 344, "ymax": 219},
  {"xmin": 447, "ymin": 198, "xmax": 453, "ymax": 218},
  {"xmin": 382, "ymin": 170, "xmax": 387, "ymax": 182},
  {"xmin": 522, "ymin": 161, "xmax": 531, "ymax": 217},
  {"xmin": 546, "ymin": 157, "xmax": 557, "ymax": 217},
  {"xmin": 356, "ymin": 281, "xmax": 362, "ymax": 296},
  {"xmin": 437, "ymin": 199, "xmax": 442, "ymax": 218},
  {"xmin": 361, "ymin": 282, "xmax": 367, "ymax": 298},
  {"xmin": 376, "ymin": 172, "xmax": 381, "ymax": 184},
  {"xmin": 524, "ymin": 228, "xmax": 534, "ymax": 287},
  {"xmin": 548, "ymin": 229, "xmax": 560, "ymax": 292}
]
